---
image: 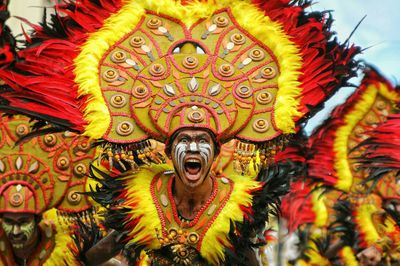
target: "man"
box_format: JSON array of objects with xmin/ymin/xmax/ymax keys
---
[
  {"xmin": 0, "ymin": 0, "xmax": 359, "ymax": 264},
  {"xmin": 0, "ymin": 114, "xmax": 97, "ymax": 265},
  {"xmin": 0, "ymin": 187, "xmax": 77, "ymax": 266},
  {"xmin": 1, "ymin": 213, "xmax": 39, "ymax": 259}
]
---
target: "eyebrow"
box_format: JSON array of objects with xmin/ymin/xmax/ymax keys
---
[{"xmin": 178, "ymin": 133, "xmax": 209, "ymax": 139}]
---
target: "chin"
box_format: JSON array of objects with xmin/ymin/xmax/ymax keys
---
[{"xmin": 182, "ymin": 178, "xmax": 204, "ymax": 188}]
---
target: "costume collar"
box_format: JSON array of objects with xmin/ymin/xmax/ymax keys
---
[{"xmin": 120, "ymin": 164, "xmax": 260, "ymax": 264}]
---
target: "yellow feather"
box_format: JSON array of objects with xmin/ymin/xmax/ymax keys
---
[
  {"xmin": 311, "ymin": 189, "xmax": 328, "ymax": 227},
  {"xmin": 74, "ymin": 1, "xmax": 145, "ymax": 138},
  {"xmin": 333, "ymin": 81, "xmax": 400, "ymax": 191},
  {"xmin": 41, "ymin": 209, "xmax": 80, "ymax": 265},
  {"xmin": 120, "ymin": 163, "xmax": 261, "ymax": 263},
  {"xmin": 304, "ymin": 240, "xmax": 331, "ymax": 265},
  {"xmin": 334, "ymin": 86, "xmax": 377, "ymax": 191},
  {"xmin": 122, "ymin": 164, "xmax": 167, "ymax": 249},
  {"xmin": 200, "ymin": 174, "xmax": 261, "ymax": 264},
  {"xmin": 340, "ymin": 246, "xmax": 358, "ymax": 266},
  {"xmin": 354, "ymin": 202, "xmax": 380, "ymax": 245}
]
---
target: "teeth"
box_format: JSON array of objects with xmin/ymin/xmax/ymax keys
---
[
  {"xmin": 186, "ymin": 159, "xmax": 200, "ymax": 163},
  {"xmin": 12, "ymin": 243, "xmax": 23, "ymax": 249}
]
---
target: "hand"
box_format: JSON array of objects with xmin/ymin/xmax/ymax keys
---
[{"xmin": 357, "ymin": 245, "xmax": 382, "ymax": 266}]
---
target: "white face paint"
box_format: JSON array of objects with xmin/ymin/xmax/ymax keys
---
[
  {"xmin": 2, "ymin": 217, "xmax": 36, "ymax": 249},
  {"xmin": 175, "ymin": 141, "xmax": 212, "ymax": 174},
  {"xmin": 170, "ymin": 129, "xmax": 216, "ymax": 188}
]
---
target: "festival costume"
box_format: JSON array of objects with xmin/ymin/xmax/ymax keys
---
[
  {"xmin": 0, "ymin": 0, "xmax": 359, "ymax": 264},
  {"xmin": 289, "ymin": 66, "xmax": 400, "ymax": 265},
  {"xmin": 0, "ymin": 115, "xmax": 97, "ymax": 265},
  {"xmin": 357, "ymin": 114, "xmax": 400, "ymax": 262}
]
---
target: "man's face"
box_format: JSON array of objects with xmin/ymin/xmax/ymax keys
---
[
  {"xmin": 1, "ymin": 213, "xmax": 37, "ymax": 250},
  {"xmin": 170, "ymin": 129, "xmax": 216, "ymax": 188}
]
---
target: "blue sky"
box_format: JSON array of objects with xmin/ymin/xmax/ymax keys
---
[{"xmin": 305, "ymin": 0, "xmax": 400, "ymax": 134}]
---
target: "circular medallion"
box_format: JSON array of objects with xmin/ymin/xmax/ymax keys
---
[
  {"xmin": 73, "ymin": 163, "xmax": 87, "ymax": 178},
  {"xmin": 129, "ymin": 36, "xmax": 145, "ymax": 48},
  {"xmin": 230, "ymin": 33, "xmax": 246, "ymax": 45},
  {"xmin": 261, "ymin": 66, "xmax": 276, "ymax": 79},
  {"xmin": 218, "ymin": 64, "xmax": 235, "ymax": 77},
  {"xmin": 187, "ymin": 232, "xmax": 199, "ymax": 245},
  {"xmin": 110, "ymin": 51, "xmax": 127, "ymax": 63},
  {"xmin": 248, "ymin": 49, "xmax": 265, "ymax": 61},
  {"xmin": 236, "ymin": 85, "xmax": 252, "ymax": 98},
  {"xmin": 182, "ymin": 56, "xmax": 199, "ymax": 69},
  {"xmin": 149, "ymin": 63, "xmax": 166, "ymax": 77},
  {"xmin": 44, "ymin": 134, "xmax": 57, "ymax": 147},
  {"xmin": 56, "ymin": 156, "xmax": 70, "ymax": 170},
  {"xmin": 168, "ymin": 228, "xmax": 178, "ymax": 238},
  {"xmin": 187, "ymin": 109, "xmax": 205, "ymax": 123},
  {"xmin": 116, "ymin": 121, "xmax": 134, "ymax": 136},
  {"xmin": 213, "ymin": 16, "xmax": 229, "ymax": 27},
  {"xmin": 376, "ymin": 100, "xmax": 387, "ymax": 110},
  {"xmin": 102, "ymin": 69, "xmax": 119, "ymax": 82},
  {"xmin": 147, "ymin": 18, "xmax": 162, "ymax": 29},
  {"xmin": 77, "ymin": 140, "xmax": 91, "ymax": 152},
  {"xmin": 257, "ymin": 92, "xmax": 273, "ymax": 104},
  {"xmin": 132, "ymin": 85, "xmax": 149, "ymax": 99},
  {"xmin": 177, "ymin": 247, "xmax": 189, "ymax": 258},
  {"xmin": 253, "ymin": 119, "xmax": 269, "ymax": 133},
  {"xmin": 110, "ymin": 94, "xmax": 127, "ymax": 108},
  {"xmin": 67, "ymin": 191, "xmax": 82, "ymax": 205},
  {"xmin": 10, "ymin": 192, "xmax": 23, "ymax": 207},
  {"xmin": 365, "ymin": 114, "xmax": 377, "ymax": 125},
  {"xmin": 15, "ymin": 124, "xmax": 29, "ymax": 137}
]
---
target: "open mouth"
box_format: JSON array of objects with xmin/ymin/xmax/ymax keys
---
[
  {"xmin": 9, "ymin": 238, "xmax": 26, "ymax": 249},
  {"xmin": 184, "ymin": 158, "xmax": 202, "ymax": 180}
]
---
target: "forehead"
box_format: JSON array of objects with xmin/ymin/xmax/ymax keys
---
[
  {"xmin": 174, "ymin": 129, "xmax": 213, "ymax": 139},
  {"xmin": 2, "ymin": 213, "xmax": 35, "ymax": 221}
]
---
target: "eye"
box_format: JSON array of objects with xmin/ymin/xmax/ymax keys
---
[
  {"xmin": 3, "ymin": 219, "xmax": 13, "ymax": 224},
  {"xmin": 199, "ymin": 138, "xmax": 207, "ymax": 144},
  {"xmin": 179, "ymin": 138, "xmax": 189, "ymax": 144}
]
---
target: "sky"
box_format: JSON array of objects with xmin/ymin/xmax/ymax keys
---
[{"xmin": 304, "ymin": 0, "xmax": 400, "ymax": 134}]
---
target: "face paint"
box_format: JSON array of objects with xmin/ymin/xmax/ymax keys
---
[
  {"xmin": 2, "ymin": 219, "xmax": 36, "ymax": 249},
  {"xmin": 174, "ymin": 141, "xmax": 212, "ymax": 173},
  {"xmin": 175, "ymin": 142, "xmax": 187, "ymax": 176},
  {"xmin": 170, "ymin": 129, "xmax": 216, "ymax": 188},
  {"xmin": 198, "ymin": 143, "xmax": 212, "ymax": 163},
  {"xmin": 189, "ymin": 142, "xmax": 198, "ymax": 152}
]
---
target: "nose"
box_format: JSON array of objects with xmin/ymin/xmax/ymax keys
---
[
  {"xmin": 188, "ymin": 141, "xmax": 199, "ymax": 152},
  {"xmin": 12, "ymin": 224, "xmax": 21, "ymax": 235}
]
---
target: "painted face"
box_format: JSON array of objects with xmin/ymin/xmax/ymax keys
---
[
  {"xmin": 170, "ymin": 129, "xmax": 216, "ymax": 188},
  {"xmin": 1, "ymin": 213, "xmax": 37, "ymax": 250}
]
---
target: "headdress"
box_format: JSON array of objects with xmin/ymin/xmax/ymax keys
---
[
  {"xmin": 305, "ymin": 65, "xmax": 400, "ymax": 257},
  {"xmin": 357, "ymin": 114, "xmax": 400, "ymax": 200},
  {"xmin": 307, "ymin": 65, "xmax": 400, "ymax": 191},
  {"xmin": 0, "ymin": 0, "xmax": 359, "ymax": 168},
  {"xmin": 0, "ymin": 115, "xmax": 96, "ymax": 215}
]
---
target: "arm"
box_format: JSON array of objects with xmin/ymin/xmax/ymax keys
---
[
  {"xmin": 85, "ymin": 230, "xmax": 125, "ymax": 266},
  {"xmin": 242, "ymin": 247, "xmax": 261, "ymax": 266}
]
